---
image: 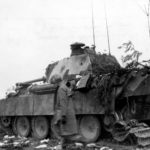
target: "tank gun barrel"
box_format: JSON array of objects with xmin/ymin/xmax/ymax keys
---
[
  {"xmin": 29, "ymin": 83, "xmax": 57, "ymax": 93},
  {"xmin": 16, "ymin": 76, "xmax": 46, "ymax": 86}
]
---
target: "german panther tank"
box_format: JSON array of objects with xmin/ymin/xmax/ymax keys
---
[
  {"xmin": 0, "ymin": 42, "xmax": 120, "ymax": 141},
  {"xmin": 1, "ymin": 42, "xmax": 150, "ymax": 147}
]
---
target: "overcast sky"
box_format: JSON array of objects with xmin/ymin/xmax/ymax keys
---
[{"xmin": 0, "ymin": 0, "xmax": 149, "ymax": 98}]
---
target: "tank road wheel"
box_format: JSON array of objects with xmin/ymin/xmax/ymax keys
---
[
  {"xmin": 16, "ymin": 117, "xmax": 31, "ymax": 137},
  {"xmin": 78, "ymin": 115, "xmax": 101, "ymax": 143},
  {"xmin": 32, "ymin": 116, "xmax": 49, "ymax": 139},
  {"xmin": 0, "ymin": 117, "xmax": 11, "ymax": 127}
]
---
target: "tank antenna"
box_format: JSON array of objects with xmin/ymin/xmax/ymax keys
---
[
  {"xmin": 91, "ymin": 0, "xmax": 96, "ymax": 51},
  {"xmin": 104, "ymin": 2, "xmax": 111, "ymax": 55}
]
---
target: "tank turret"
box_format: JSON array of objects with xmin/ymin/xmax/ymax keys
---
[{"xmin": 46, "ymin": 42, "xmax": 120, "ymax": 83}]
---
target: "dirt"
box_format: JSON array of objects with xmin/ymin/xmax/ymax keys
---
[
  {"xmin": 0, "ymin": 127, "xmax": 140, "ymax": 150},
  {"xmin": 0, "ymin": 135, "xmax": 138, "ymax": 150}
]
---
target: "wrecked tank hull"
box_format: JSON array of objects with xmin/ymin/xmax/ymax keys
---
[{"xmin": 114, "ymin": 69, "xmax": 150, "ymax": 121}]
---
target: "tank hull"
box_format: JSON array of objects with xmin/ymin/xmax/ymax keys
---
[
  {"xmin": 0, "ymin": 94, "xmax": 55, "ymax": 116},
  {"xmin": 0, "ymin": 88, "xmax": 104, "ymax": 116}
]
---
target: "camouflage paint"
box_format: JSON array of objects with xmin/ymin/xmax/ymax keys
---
[{"xmin": 47, "ymin": 54, "xmax": 92, "ymax": 83}]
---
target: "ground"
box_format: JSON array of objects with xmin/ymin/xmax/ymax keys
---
[
  {"xmin": 0, "ymin": 135, "xmax": 138, "ymax": 150},
  {"xmin": 0, "ymin": 125, "xmax": 141, "ymax": 150}
]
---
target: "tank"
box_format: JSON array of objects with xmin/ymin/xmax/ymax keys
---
[{"xmin": 0, "ymin": 42, "xmax": 150, "ymax": 146}]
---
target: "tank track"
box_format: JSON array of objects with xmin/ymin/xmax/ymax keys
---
[
  {"xmin": 130, "ymin": 126, "xmax": 150, "ymax": 148},
  {"xmin": 111, "ymin": 120, "xmax": 150, "ymax": 148},
  {"xmin": 1, "ymin": 116, "xmax": 150, "ymax": 149}
]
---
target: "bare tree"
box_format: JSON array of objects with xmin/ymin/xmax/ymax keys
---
[
  {"xmin": 138, "ymin": 0, "xmax": 150, "ymax": 38},
  {"xmin": 118, "ymin": 41, "xmax": 142, "ymax": 68}
]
